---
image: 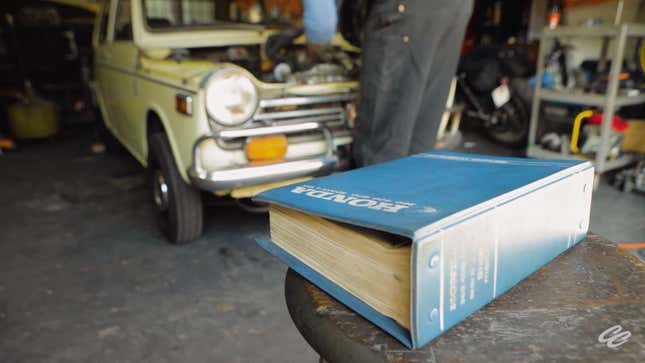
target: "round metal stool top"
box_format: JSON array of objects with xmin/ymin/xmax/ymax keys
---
[{"xmin": 284, "ymin": 234, "xmax": 645, "ymax": 363}]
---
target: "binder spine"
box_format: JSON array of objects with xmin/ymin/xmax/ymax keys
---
[{"xmin": 412, "ymin": 166, "xmax": 594, "ymax": 348}]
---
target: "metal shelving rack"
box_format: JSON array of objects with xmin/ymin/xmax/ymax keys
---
[{"xmin": 527, "ymin": 23, "xmax": 645, "ymax": 174}]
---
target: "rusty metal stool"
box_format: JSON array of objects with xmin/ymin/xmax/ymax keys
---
[{"xmin": 284, "ymin": 234, "xmax": 645, "ymax": 363}]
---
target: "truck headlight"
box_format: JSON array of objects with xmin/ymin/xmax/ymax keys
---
[{"xmin": 205, "ymin": 68, "xmax": 258, "ymax": 126}]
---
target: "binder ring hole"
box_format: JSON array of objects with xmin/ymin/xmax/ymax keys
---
[
  {"xmin": 428, "ymin": 254, "xmax": 440, "ymax": 269},
  {"xmin": 429, "ymin": 308, "xmax": 439, "ymax": 322}
]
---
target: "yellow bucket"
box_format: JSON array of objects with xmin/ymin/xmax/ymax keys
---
[{"xmin": 8, "ymin": 98, "xmax": 60, "ymax": 139}]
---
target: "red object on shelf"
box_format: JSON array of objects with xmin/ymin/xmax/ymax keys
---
[
  {"xmin": 548, "ymin": 0, "xmax": 562, "ymax": 29},
  {"xmin": 586, "ymin": 114, "xmax": 629, "ymax": 132},
  {"xmin": 548, "ymin": 12, "xmax": 561, "ymax": 29}
]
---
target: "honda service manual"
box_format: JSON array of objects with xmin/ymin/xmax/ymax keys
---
[{"xmin": 255, "ymin": 151, "xmax": 594, "ymax": 349}]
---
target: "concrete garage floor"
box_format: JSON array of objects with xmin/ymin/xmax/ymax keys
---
[
  {"xmin": 1, "ymin": 127, "xmax": 643, "ymax": 363},
  {"xmin": 0, "ymin": 129, "xmax": 317, "ymax": 362}
]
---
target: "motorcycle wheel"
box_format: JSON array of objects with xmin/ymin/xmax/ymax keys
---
[{"xmin": 487, "ymin": 95, "xmax": 529, "ymax": 147}]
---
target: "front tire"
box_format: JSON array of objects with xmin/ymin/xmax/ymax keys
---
[{"xmin": 149, "ymin": 133, "xmax": 203, "ymax": 244}]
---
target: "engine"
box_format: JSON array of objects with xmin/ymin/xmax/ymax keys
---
[{"xmin": 172, "ymin": 43, "xmax": 358, "ymax": 86}]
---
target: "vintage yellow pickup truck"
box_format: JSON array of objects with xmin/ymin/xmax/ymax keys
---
[{"xmin": 92, "ymin": 0, "xmax": 358, "ymax": 244}]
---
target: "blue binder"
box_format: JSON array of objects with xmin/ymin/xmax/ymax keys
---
[{"xmin": 256, "ymin": 151, "xmax": 594, "ymax": 349}]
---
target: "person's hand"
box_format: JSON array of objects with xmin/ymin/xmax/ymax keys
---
[
  {"xmin": 306, "ymin": 43, "xmax": 330, "ymax": 63},
  {"xmin": 265, "ymin": 27, "xmax": 304, "ymax": 62}
]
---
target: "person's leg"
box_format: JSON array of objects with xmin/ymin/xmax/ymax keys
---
[
  {"xmin": 353, "ymin": 0, "xmax": 473, "ymax": 166},
  {"xmin": 353, "ymin": 0, "xmax": 438, "ymax": 166},
  {"xmin": 407, "ymin": 0, "xmax": 473, "ymax": 155}
]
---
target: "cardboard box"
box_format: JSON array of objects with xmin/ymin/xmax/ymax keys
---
[{"xmin": 623, "ymin": 120, "xmax": 645, "ymax": 153}]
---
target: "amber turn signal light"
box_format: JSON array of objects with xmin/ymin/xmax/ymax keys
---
[
  {"xmin": 245, "ymin": 135, "xmax": 288, "ymax": 162},
  {"xmin": 176, "ymin": 94, "xmax": 193, "ymax": 116}
]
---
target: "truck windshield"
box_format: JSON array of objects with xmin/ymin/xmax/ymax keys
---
[{"xmin": 142, "ymin": 0, "xmax": 303, "ymax": 29}]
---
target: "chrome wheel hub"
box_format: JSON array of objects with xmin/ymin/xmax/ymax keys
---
[{"xmin": 153, "ymin": 170, "xmax": 169, "ymax": 212}]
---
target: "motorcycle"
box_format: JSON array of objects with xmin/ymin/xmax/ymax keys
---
[{"xmin": 457, "ymin": 45, "xmax": 533, "ymax": 147}]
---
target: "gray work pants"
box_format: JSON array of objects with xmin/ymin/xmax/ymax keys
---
[{"xmin": 353, "ymin": 0, "xmax": 473, "ymax": 166}]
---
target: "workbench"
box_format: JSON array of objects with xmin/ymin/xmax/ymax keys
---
[{"xmin": 284, "ymin": 234, "xmax": 644, "ymax": 363}]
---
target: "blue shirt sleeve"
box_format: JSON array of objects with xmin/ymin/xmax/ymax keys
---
[{"xmin": 302, "ymin": 0, "xmax": 338, "ymax": 45}]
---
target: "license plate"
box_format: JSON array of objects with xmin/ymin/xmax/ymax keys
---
[{"xmin": 492, "ymin": 84, "xmax": 511, "ymax": 108}]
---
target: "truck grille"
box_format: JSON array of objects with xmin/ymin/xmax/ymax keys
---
[
  {"xmin": 214, "ymin": 93, "xmax": 356, "ymax": 149},
  {"xmin": 252, "ymin": 94, "xmax": 356, "ymax": 127}
]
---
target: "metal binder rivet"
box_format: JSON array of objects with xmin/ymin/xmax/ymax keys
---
[
  {"xmin": 429, "ymin": 254, "xmax": 440, "ymax": 268},
  {"xmin": 429, "ymin": 308, "xmax": 439, "ymax": 322},
  {"xmin": 583, "ymin": 184, "xmax": 587, "ymax": 193}
]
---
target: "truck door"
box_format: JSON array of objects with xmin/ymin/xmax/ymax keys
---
[{"xmin": 95, "ymin": 0, "xmax": 139, "ymax": 155}]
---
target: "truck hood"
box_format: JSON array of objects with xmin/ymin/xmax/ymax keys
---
[
  {"xmin": 135, "ymin": 26, "xmax": 269, "ymax": 50},
  {"xmin": 129, "ymin": 0, "xmax": 268, "ymax": 50},
  {"xmin": 139, "ymin": 57, "xmax": 358, "ymax": 96}
]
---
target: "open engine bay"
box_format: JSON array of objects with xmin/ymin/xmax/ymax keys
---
[{"xmin": 167, "ymin": 40, "xmax": 360, "ymax": 86}]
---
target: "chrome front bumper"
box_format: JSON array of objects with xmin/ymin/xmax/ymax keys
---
[
  {"xmin": 188, "ymin": 155, "xmax": 338, "ymax": 191},
  {"xmin": 188, "ymin": 121, "xmax": 344, "ymax": 191}
]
